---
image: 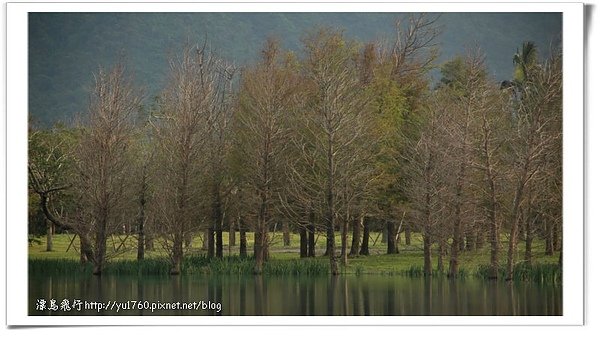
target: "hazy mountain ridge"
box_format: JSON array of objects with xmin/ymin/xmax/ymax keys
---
[{"xmin": 28, "ymin": 12, "xmax": 561, "ymax": 125}]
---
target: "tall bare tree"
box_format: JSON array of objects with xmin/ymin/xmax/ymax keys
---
[
  {"xmin": 470, "ymin": 63, "xmax": 511, "ymax": 279},
  {"xmin": 505, "ymin": 48, "xmax": 562, "ymax": 280},
  {"xmin": 286, "ymin": 28, "xmax": 371, "ymax": 274},
  {"xmin": 235, "ymin": 38, "xmax": 297, "ymax": 273},
  {"xmin": 204, "ymin": 56, "xmax": 236, "ymax": 259},
  {"xmin": 70, "ymin": 62, "xmax": 141, "ymax": 275},
  {"xmin": 151, "ymin": 43, "xmax": 222, "ymax": 273},
  {"xmin": 405, "ymin": 93, "xmax": 446, "ymax": 276}
]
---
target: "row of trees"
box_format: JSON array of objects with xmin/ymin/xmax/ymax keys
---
[
  {"xmin": 29, "ymin": 15, "xmax": 562, "ymax": 279},
  {"xmin": 407, "ymin": 44, "xmax": 562, "ymax": 280}
]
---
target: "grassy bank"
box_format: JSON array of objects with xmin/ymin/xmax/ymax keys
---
[{"xmin": 28, "ymin": 233, "xmax": 561, "ymax": 283}]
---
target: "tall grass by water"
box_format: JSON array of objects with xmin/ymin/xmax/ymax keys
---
[{"xmin": 29, "ymin": 256, "xmax": 331, "ymax": 276}]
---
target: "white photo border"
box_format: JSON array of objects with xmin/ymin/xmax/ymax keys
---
[{"xmin": 6, "ymin": 1, "xmax": 584, "ymax": 326}]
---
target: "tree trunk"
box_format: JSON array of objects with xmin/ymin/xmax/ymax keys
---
[
  {"xmin": 506, "ymin": 180, "xmax": 526, "ymax": 281},
  {"xmin": 45, "ymin": 219, "xmax": 53, "ymax": 252},
  {"xmin": 207, "ymin": 226, "xmax": 215, "ymax": 258},
  {"xmin": 214, "ymin": 188, "xmax": 223, "ymax": 259},
  {"xmin": 437, "ymin": 238, "xmax": 446, "ymax": 273},
  {"xmin": 283, "ymin": 221, "xmax": 291, "ymax": 247},
  {"xmin": 404, "ymin": 225, "xmax": 411, "ymax": 246},
  {"xmin": 448, "ymin": 217, "xmax": 462, "ymax": 277},
  {"xmin": 263, "ymin": 231, "xmax": 270, "ymax": 262},
  {"xmin": 465, "ymin": 225, "xmax": 475, "ymax": 251},
  {"xmin": 92, "ymin": 214, "xmax": 108, "ymax": 275},
  {"xmin": 448, "ymin": 160, "xmax": 466, "ymax": 278},
  {"xmin": 424, "ymin": 192, "xmax": 432, "ymax": 276},
  {"xmin": 137, "ymin": 206, "xmax": 145, "ymax": 261},
  {"xmin": 349, "ymin": 216, "xmax": 361, "ymax": 256},
  {"xmin": 524, "ymin": 191, "xmax": 534, "ymax": 266},
  {"xmin": 229, "ymin": 221, "xmax": 236, "ymax": 247},
  {"xmin": 239, "ymin": 220, "xmax": 247, "ymax": 258},
  {"xmin": 325, "ymin": 217, "xmax": 337, "ymax": 274},
  {"xmin": 170, "ymin": 233, "xmax": 183, "ymax": 275},
  {"xmin": 308, "ymin": 211, "xmax": 316, "ymax": 257},
  {"xmin": 341, "ymin": 212, "xmax": 349, "ymax": 266},
  {"xmin": 545, "ymin": 218, "xmax": 554, "ymax": 256},
  {"xmin": 326, "ymin": 133, "xmax": 339, "ymax": 275},
  {"xmin": 386, "ymin": 221, "xmax": 397, "ymax": 254},
  {"xmin": 552, "ymin": 220, "xmax": 561, "ymax": 252},
  {"xmin": 79, "ymin": 236, "xmax": 88, "ymax": 265},
  {"xmin": 359, "ymin": 217, "xmax": 370, "ymax": 256},
  {"xmin": 254, "ymin": 189, "xmax": 268, "ymax": 274},
  {"xmin": 423, "ymin": 229, "xmax": 432, "ymax": 276},
  {"xmin": 299, "ymin": 227, "xmax": 308, "ymax": 258}
]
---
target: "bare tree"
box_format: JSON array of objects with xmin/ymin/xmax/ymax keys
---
[
  {"xmin": 285, "ymin": 28, "xmax": 372, "ymax": 274},
  {"xmin": 235, "ymin": 38, "xmax": 297, "ymax": 273},
  {"xmin": 69, "ymin": 62, "xmax": 141, "ymax": 275},
  {"xmin": 505, "ymin": 50, "xmax": 562, "ymax": 281},
  {"xmin": 470, "ymin": 64, "xmax": 511, "ymax": 279},
  {"xmin": 151, "ymin": 42, "xmax": 221, "ymax": 274},
  {"xmin": 405, "ymin": 93, "xmax": 446, "ymax": 276},
  {"xmin": 205, "ymin": 56, "xmax": 237, "ymax": 259}
]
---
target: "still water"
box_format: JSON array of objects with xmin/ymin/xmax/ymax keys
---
[{"xmin": 29, "ymin": 274, "xmax": 561, "ymax": 316}]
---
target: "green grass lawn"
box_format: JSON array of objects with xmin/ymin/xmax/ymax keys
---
[{"xmin": 29, "ymin": 231, "xmax": 560, "ymax": 278}]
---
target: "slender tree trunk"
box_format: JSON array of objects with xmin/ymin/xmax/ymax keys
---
[
  {"xmin": 349, "ymin": 216, "xmax": 361, "ymax": 256},
  {"xmin": 341, "ymin": 210, "xmax": 349, "ymax": 266},
  {"xmin": 299, "ymin": 227, "xmax": 308, "ymax": 258},
  {"xmin": 229, "ymin": 221, "xmax": 236, "ymax": 247},
  {"xmin": 386, "ymin": 221, "xmax": 397, "ymax": 254},
  {"xmin": 45, "ymin": 219, "xmax": 53, "ymax": 252},
  {"xmin": 92, "ymin": 213, "xmax": 108, "ymax": 275},
  {"xmin": 522, "ymin": 188, "xmax": 533, "ymax": 267},
  {"xmin": 137, "ymin": 171, "xmax": 146, "ymax": 260},
  {"xmin": 308, "ymin": 211, "xmax": 316, "ymax": 257},
  {"xmin": 207, "ymin": 226, "xmax": 215, "ymax": 258},
  {"xmin": 507, "ymin": 179, "xmax": 526, "ymax": 281},
  {"xmin": 170, "ymin": 233, "xmax": 183, "ymax": 275},
  {"xmin": 437, "ymin": 238, "xmax": 446, "ymax": 273},
  {"xmin": 254, "ymin": 189, "xmax": 268, "ymax": 274},
  {"xmin": 239, "ymin": 219, "xmax": 247, "ymax": 258},
  {"xmin": 263, "ymin": 230, "xmax": 269, "ymax": 262},
  {"xmin": 423, "ymin": 192, "xmax": 432, "ymax": 276},
  {"xmin": 283, "ymin": 221, "xmax": 291, "ymax": 247},
  {"xmin": 326, "ymin": 132, "xmax": 339, "ymax": 275},
  {"xmin": 359, "ymin": 216, "xmax": 370, "ymax": 256},
  {"xmin": 137, "ymin": 205, "xmax": 145, "ymax": 261},
  {"xmin": 423, "ymin": 229, "xmax": 432, "ymax": 276},
  {"xmin": 404, "ymin": 225, "xmax": 411, "ymax": 246},
  {"xmin": 214, "ymin": 187, "xmax": 223, "ymax": 258},
  {"xmin": 482, "ymin": 131, "xmax": 500, "ymax": 278},
  {"xmin": 545, "ymin": 218, "xmax": 554, "ymax": 256},
  {"xmin": 449, "ymin": 180, "xmax": 464, "ymax": 278},
  {"xmin": 465, "ymin": 224, "xmax": 475, "ymax": 251},
  {"xmin": 552, "ymin": 221, "xmax": 560, "ymax": 252}
]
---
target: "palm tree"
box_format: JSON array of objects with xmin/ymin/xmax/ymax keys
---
[{"xmin": 512, "ymin": 41, "xmax": 538, "ymax": 87}]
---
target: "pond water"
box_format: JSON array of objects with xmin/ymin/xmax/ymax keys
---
[{"xmin": 29, "ymin": 274, "xmax": 561, "ymax": 316}]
